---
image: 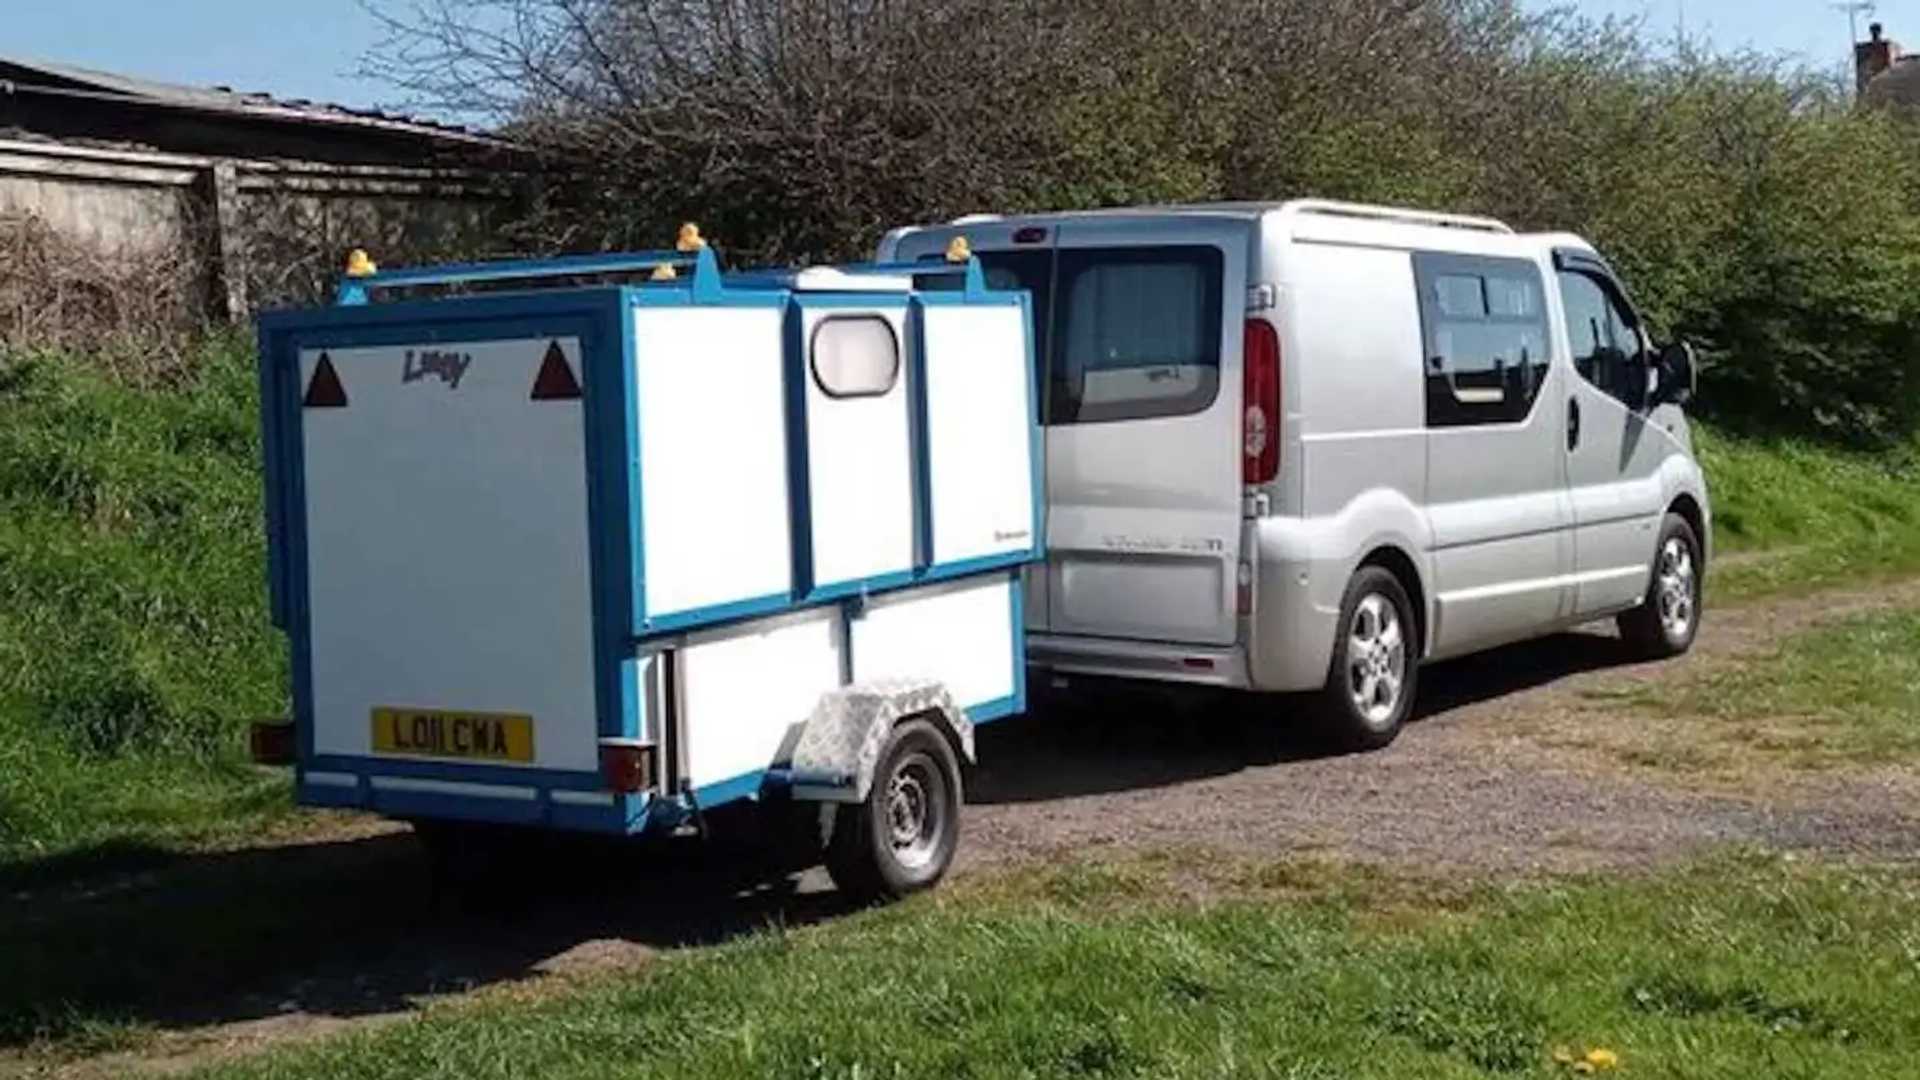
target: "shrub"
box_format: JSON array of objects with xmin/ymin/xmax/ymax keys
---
[
  {"xmin": 371, "ymin": 0, "xmax": 1920, "ymax": 446},
  {"xmin": 0, "ymin": 211, "xmax": 211, "ymax": 384}
]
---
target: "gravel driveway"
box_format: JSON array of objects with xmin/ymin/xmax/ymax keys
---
[
  {"xmin": 13, "ymin": 576, "xmax": 1919, "ymax": 1079},
  {"xmin": 963, "ymin": 576, "xmax": 1920, "ymax": 874}
]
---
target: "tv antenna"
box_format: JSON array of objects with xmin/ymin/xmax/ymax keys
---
[{"xmin": 1832, "ymin": 0, "xmax": 1878, "ymax": 51}]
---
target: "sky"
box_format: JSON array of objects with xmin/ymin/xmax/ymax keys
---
[{"xmin": 5, "ymin": 0, "xmax": 1919, "ymax": 117}]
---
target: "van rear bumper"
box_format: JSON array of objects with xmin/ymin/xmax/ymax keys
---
[
  {"xmin": 1026, "ymin": 633, "xmax": 1251, "ymax": 689},
  {"xmin": 1245, "ymin": 517, "xmax": 1348, "ymax": 693}
]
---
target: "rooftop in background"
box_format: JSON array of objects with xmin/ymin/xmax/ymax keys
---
[{"xmin": 0, "ymin": 55, "xmax": 514, "ymax": 166}]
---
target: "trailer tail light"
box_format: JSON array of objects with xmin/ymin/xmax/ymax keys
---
[
  {"xmin": 250, "ymin": 720, "xmax": 295, "ymax": 765},
  {"xmin": 598, "ymin": 738, "xmax": 657, "ymax": 794},
  {"xmin": 1242, "ymin": 319, "xmax": 1280, "ymax": 485}
]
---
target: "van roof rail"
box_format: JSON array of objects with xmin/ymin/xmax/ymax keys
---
[{"xmin": 1284, "ymin": 199, "xmax": 1513, "ymax": 235}]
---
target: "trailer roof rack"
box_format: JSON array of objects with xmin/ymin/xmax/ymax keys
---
[
  {"xmin": 336, "ymin": 247, "xmax": 991, "ymax": 305},
  {"xmin": 1285, "ymin": 199, "xmax": 1513, "ymax": 235},
  {"xmin": 335, "ymin": 247, "xmax": 725, "ymax": 305}
]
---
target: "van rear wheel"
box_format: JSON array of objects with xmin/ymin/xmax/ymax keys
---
[{"xmin": 1313, "ymin": 567, "xmax": 1418, "ymax": 751}]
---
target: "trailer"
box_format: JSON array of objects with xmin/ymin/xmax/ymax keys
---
[{"xmin": 251, "ymin": 232, "xmax": 1042, "ymax": 897}]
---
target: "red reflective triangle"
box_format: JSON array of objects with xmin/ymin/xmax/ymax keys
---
[
  {"xmin": 530, "ymin": 341, "xmax": 581, "ymax": 400},
  {"xmin": 303, "ymin": 352, "xmax": 347, "ymax": 408}
]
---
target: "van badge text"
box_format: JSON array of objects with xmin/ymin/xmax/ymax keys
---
[
  {"xmin": 402, "ymin": 349, "xmax": 472, "ymax": 389},
  {"xmin": 1101, "ymin": 535, "xmax": 1224, "ymax": 554}
]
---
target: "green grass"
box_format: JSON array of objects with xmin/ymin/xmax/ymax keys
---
[
  {"xmin": 0, "ymin": 332, "xmax": 1914, "ymax": 877},
  {"xmin": 1696, "ymin": 427, "xmax": 1920, "ymax": 602},
  {"xmin": 185, "ymin": 853, "xmax": 1920, "ymax": 1080},
  {"xmin": 1639, "ymin": 605, "xmax": 1920, "ymax": 772},
  {"xmin": 0, "ymin": 337, "xmax": 289, "ymax": 874}
]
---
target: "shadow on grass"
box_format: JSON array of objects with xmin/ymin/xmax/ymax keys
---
[
  {"xmin": 0, "ymin": 813, "xmax": 860, "ymax": 1049},
  {"xmin": 2, "ymin": 626, "xmax": 1641, "ymax": 1050}
]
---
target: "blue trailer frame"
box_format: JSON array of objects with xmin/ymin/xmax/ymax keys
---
[{"xmin": 256, "ymin": 247, "xmax": 1042, "ymax": 835}]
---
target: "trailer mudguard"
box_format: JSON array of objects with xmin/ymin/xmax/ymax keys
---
[{"xmin": 786, "ymin": 678, "xmax": 973, "ymax": 803}]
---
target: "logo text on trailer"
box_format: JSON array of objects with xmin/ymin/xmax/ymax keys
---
[{"xmin": 402, "ymin": 348, "xmax": 473, "ymax": 389}]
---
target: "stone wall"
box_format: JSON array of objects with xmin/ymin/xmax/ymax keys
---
[{"xmin": 0, "ymin": 137, "xmax": 518, "ymax": 322}]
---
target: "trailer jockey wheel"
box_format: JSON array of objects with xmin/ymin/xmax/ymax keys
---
[{"xmin": 825, "ymin": 718, "xmax": 962, "ymax": 902}]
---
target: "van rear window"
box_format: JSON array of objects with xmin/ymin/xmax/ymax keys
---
[
  {"xmin": 1052, "ymin": 246, "xmax": 1222, "ymax": 424},
  {"xmin": 917, "ymin": 242, "xmax": 1223, "ymax": 425}
]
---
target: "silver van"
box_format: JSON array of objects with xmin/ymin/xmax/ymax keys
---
[{"xmin": 879, "ymin": 200, "xmax": 1709, "ymax": 749}]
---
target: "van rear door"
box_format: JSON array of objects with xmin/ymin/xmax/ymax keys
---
[
  {"xmin": 892, "ymin": 221, "xmax": 1056, "ymax": 633},
  {"xmin": 893, "ymin": 216, "xmax": 1247, "ymax": 646}
]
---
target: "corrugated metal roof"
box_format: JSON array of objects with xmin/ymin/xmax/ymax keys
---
[{"xmin": 0, "ymin": 54, "xmax": 510, "ymax": 151}]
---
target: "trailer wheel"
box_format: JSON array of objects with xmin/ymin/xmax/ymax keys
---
[{"xmin": 824, "ymin": 717, "xmax": 962, "ymax": 902}]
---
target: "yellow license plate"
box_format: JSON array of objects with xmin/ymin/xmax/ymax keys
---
[{"xmin": 371, "ymin": 708, "xmax": 534, "ymax": 762}]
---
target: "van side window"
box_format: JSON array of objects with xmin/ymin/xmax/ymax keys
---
[
  {"xmin": 1051, "ymin": 246, "xmax": 1222, "ymax": 424},
  {"xmin": 1412, "ymin": 253, "xmax": 1550, "ymax": 428},
  {"xmin": 1557, "ymin": 271, "xmax": 1644, "ymax": 409}
]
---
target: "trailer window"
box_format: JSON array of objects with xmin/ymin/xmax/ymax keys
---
[
  {"xmin": 1413, "ymin": 253, "xmax": 1550, "ymax": 428},
  {"xmin": 810, "ymin": 316, "xmax": 900, "ymax": 398}
]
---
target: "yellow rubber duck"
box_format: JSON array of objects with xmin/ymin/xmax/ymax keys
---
[
  {"xmin": 945, "ymin": 235, "xmax": 971, "ymax": 263},
  {"xmin": 675, "ymin": 223, "xmax": 706, "ymax": 252},
  {"xmin": 343, "ymin": 249, "xmax": 378, "ymax": 277}
]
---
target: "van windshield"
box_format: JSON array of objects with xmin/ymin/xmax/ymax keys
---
[{"xmin": 921, "ymin": 243, "xmax": 1223, "ymax": 425}]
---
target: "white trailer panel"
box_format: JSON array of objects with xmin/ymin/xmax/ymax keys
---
[
  {"xmin": 299, "ymin": 337, "xmax": 600, "ymax": 773},
  {"xmin": 635, "ymin": 305, "xmax": 792, "ymax": 622}
]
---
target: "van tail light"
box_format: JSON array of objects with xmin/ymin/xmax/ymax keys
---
[{"xmin": 1242, "ymin": 318, "xmax": 1281, "ymax": 485}]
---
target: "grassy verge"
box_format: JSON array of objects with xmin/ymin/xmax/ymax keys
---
[
  {"xmin": 1566, "ymin": 602, "xmax": 1920, "ymax": 779},
  {"xmin": 0, "ymin": 332, "xmax": 1914, "ymax": 880},
  {"xmin": 181, "ymin": 852, "xmax": 1920, "ymax": 1080},
  {"xmin": 1696, "ymin": 428, "xmax": 1920, "ymax": 603},
  {"xmin": 0, "ymin": 338, "xmax": 288, "ymax": 877}
]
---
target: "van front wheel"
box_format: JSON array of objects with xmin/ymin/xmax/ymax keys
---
[
  {"xmin": 1314, "ymin": 567, "xmax": 1418, "ymax": 751},
  {"xmin": 1616, "ymin": 513, "xmax": 1702, "ymax": 659}
]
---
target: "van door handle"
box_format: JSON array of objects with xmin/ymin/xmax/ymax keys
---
[{"xmin": 1567, "ymin": 397, "xmax": 1581, "ymax": 451}]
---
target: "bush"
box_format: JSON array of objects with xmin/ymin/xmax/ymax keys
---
[
  {"xmin": 371, "ymin": 0, "xmax": 1920, "ymax": 446},
  {"xmin": 0, "ymin": 211, "xmax": 211, "ymax": 383}
]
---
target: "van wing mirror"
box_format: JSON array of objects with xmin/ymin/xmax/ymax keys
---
[{"xmin": 1653, "ymin": 340, "xmax": 1696, "ymax": 406}]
